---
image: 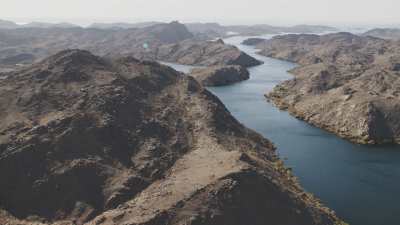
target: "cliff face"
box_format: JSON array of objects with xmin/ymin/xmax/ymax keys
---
[
  {"xmin": 190, "ymin": 65, "xmax": 250, "ymax": 86},
  {"xmin": 257, "ymin": 32, "xmax": 400, "ymax": 144},
  {"xmin": 0, "ymin": 50, "xmax": 345, "ymax": 225}
]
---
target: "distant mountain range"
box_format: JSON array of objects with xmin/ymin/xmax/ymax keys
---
[
  {"xmin": 89, "ymin": 21, "xmax": 162, "ymax": 30},
  {"xmin": 362, "ymin": 28, "xmax": 400, "ymax": 40},
  {"xmin": 0, "ymin": 21, "xmax": 261, "ymax": 69},
  {"xmin": 185, "ymin": 23, "xmax": 338, "ymax": 37},
  {"xmin": 0, "ymin": 19, "xmax": 80, "ymax": 29},
  {"xmin": 0, "ymin": 19, "xmax": 337, "ymax": 36},
  {"xmin": 0, "ymin": 19, "xmax": 19, "ymax": 29}
]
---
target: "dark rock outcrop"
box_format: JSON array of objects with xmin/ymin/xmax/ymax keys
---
[
  {"xmin": 0, "ymin": 50, "xmax": 345, "ymax": 225},
  {"xmin": 142, "ymin": 21, "xmax": 194, "ymax": 44},
  {"xmin": 257, "ymin": 32, "xmax": 400, "ymax": 144},
  {"xmin": 241, "ymin": 38, "xmax": 267, "ymax": 46},
  {"xmin": 190, "ymin": 65, "xmax": 249, "ymax": 86}
]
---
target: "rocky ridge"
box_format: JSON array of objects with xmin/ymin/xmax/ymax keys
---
[
  {"xmin": 363, "ymin": 28, "xmax": 400, "ymax": 40},
  {"xmin": 190, "ymin": 65, "xmax": 250, "ymax": 86},
  {"xmin": 0, "ymin": 49, "xmax": 345, "ymax": 225},
  {"xmin": 156, "ymin": 39, "xmax": 262, "ymax": 67},
  {"xmin": 256, "ymin": 32, "xmax": 400, "ymax": 144}
]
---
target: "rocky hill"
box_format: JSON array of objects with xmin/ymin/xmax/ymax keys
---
[
  {"xmin": 157, "ymin": 39, "xmax": 262, "ymax": 67},
  {"xmin": 241, "ymin": 38, "xmax": 267, "ymax": 46},
  {"xmin": 0, "ymin": 50, "xmax": 345, "ymax": 225},
  {"xmin": 363, "ymin": 28, "xmax": 400, "ymax": 40},
  {"xmin": 190, "ymin": 65, "xmax": 249, "ymax": 86},
  {"xmin": 257, "ymin": 32, "xmax": 400, "ymax": 144}
]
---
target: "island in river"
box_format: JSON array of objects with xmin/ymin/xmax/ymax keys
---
[{"xmin": 190, "ymin": 65, "xmax": 250, "ymax": 86}]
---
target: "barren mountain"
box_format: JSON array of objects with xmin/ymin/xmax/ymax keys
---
[
  {"xmin": 89, "ymin": 22, "xmax": 162, "ymax": 30},
  {"xmin": 363, "ymin": 28, "xmax": 400, "ymax": 40},
  {"xmin": 22, "ymin": 22, "xmax": 80, "ymax": 29},
  {"xmin": 0, "ymin": 21, "xmax": 193, "ymax": 64},
  {"xmin": 256, "ymin": 32, "xmax": 400, "ymax": 144},
  {"xmin": 0, "ymin": 22, "xmax": 260, "ymax": 69},
  {"xmin": 0, "ymin": 49, "xmax": 345, "ymax": 225},
  {"xmin": 185, "ymin": 23, "xmax": 337, "ymax": 38},
  {"xmin": 0, "ymin": 20, "xmax": 80, "ymax": 29}
]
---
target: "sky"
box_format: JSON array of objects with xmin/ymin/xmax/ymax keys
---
[{"xmin": 1, "ymin": 0, "xmax": 399, "ymax": 27}]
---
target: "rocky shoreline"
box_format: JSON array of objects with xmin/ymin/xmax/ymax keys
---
[
  {"xmin": 190, "ymin": 65, "xmax": 250, "ymax": 86},
  {"xmin": 265, "ymin": 90, "xmax": 397, "ymax": 145},
  {"xmin": 250, "ymin": 33, "xmax": 400, "ymax": 145}
]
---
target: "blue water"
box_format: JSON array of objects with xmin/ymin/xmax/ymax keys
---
[{"xmin": 164, "ymin": 35, "xmax": 400, "ymax": 225}]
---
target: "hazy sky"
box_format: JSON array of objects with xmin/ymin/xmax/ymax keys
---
[{"xmin": 1, "ymin": 0, "xmax": 399, "ymax": 26}]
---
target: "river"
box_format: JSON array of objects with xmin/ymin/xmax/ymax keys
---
[{"xmin": 163, "ymin": 35, "xmax": 400, "ymax": 225}]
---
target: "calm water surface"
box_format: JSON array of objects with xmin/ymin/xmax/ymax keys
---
[{"xmin": 164, "ymin": 35, "xmax": 400, "ymax": 225}]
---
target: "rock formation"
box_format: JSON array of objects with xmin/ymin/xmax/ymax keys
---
[
  {"xmin": 241, "ymin": 38, "xmax": 267, "ymax": 46},
  {"xmin": 257, "ymin": 32, "xmax": 400, "ymax": 144},
  {"xmin": 190, "ymin": 65, "xmax": 249, "ymax": 86},
  {"xmin": 0, "ymin": 49, "xmax": 345, "ymax": 225}
]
